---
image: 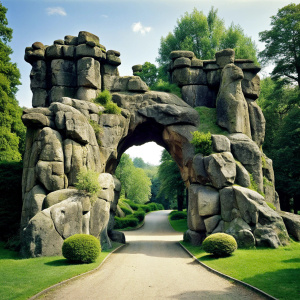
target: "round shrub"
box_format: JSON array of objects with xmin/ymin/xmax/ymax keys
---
[
  {"xmin": 62, "ymin": 234, "xmax": 101, "ymax": 263},
  {"xmin": 114, "ymin": 216, "xmax": 139, "ymax": 229},
  {"xmin": 133, "ymin": 210, "xmax": 145, "ymax": 222},
  {"xmin": 202, "ymin": 233, "xmax": 237, "ymax": 257},
  {"xmin": 147, "ymin": 202, "xmax": 158, "ymax": 211},
  {"xmin": 170, "ymin": 211, "xmax": 187, "ymax": 220}
]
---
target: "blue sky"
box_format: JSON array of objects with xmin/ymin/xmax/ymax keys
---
[{"xmin": 4, "ymin": 0, "xmax": 299, "ymax": 164}]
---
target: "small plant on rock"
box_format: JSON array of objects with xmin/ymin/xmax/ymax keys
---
[
  {"xmin": 191, "ymin": 131, "xmax": 212, "ymax": 156},
  {"xmin": 93, "ymin": 90, "xmax": 121, "ymax": 115},
  {"xmin": 75, "ymin": 168, "xmax": 101, "ymax": 204},
  {"xmin": 202, "ymin": 233, "xmax": 237, "ymax": 257},
  {"xmin": 62, "ymin": 234, "xmax": 101, "ymax": 263}
]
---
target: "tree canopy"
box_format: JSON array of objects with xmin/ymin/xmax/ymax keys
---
[
  {"xmin": 0, "ymin": 2, "xmax": 25, "ymax": 161},
  {"xmin": 259, "ymin": 3, "xmax": 300, "ymax": 87},
  {"xmin": 157, "ymin": 7, "xmax": 258, "ymax": 69}
]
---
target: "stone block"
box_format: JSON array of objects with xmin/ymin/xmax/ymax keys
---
[
  {"xmin": 172, "ymin": 68, "xmax": 207, "ymax": 86},
  {"xmin": 51, "ymin": 59, "xmax": 77, "ymax": 87},
  {"xmin": 62, "ymin": 45, "xmax": 75, "ymax": 59},
  {"xmin": 183, "ymin": 229, "xmax": 206, "ymax": 246},
  {"xmin": 64, "ymin": 35, "xmax": 78, "ymax": 45},
  {"xmin": 75, "ymin": 44, "xmax": 103, "ymax": 60},
  {"xmin": 49, "ymin": 86, "xmax": 77, "ymax": 104},
  {"xmin": 32, "ymin": 88, "xmax": 48, "ymax": 107},
  {"xmin": 182, "ymin": 85, "xmax": 216, "ymax": 108},
  {"xmin": 242, "ymin": 72, "xmax": 260, "ymax": 100},
  {"xmin": 77, "ymin": 87, "xmax": 99, "ymax": 101},
  {"xmin": 45, "ymin": 45, "xmax": 63, "ymax": 59},
  {"xmin": 170, "ymin": 50, "xmax": 194, "ymax": 60},
  {"xmin": 78, "ymin": 31, "xmax": 100, "ymax": 46},
  {"xmin": 106, "ymin": 54, "xmax": 121, "ymax": 66},
  {"xmin": 128, "ymin": 77, "xmax": 148, "ymax": 92},
  {"xmin": 77, "ymin": 57, "xmax": 101, "ymax": 89},
  {"xmin": 30, "ymin": 60, "xmax": 47, "ymax": 89},
  {"xmin": 215, "ymin": 49, "xmax": 235, "ymax": 68},
  {"xmin": 211, "ymin": 134, "xmax": 231, "ymax": 152},
  {"xmin": 173, "ymin": 57, "xmax": 191, "ymax": 68}
]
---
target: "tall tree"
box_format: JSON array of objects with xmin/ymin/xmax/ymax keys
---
[
  {"xmin": 259, "ymin": 3, "xmax": 300, "ymax": 87},
  {"xmin": 115, "ymin": 154, "xmax": 152, "ymax": 204},
  {"xmin": 258, "ymin": 77, "xmax": 300, "ymax": 212},
  {"xmin": 157, "ymin": 7, "xmax": 258, "ymax": 70},
  {"xmin": 0, "ymin": 2, "xmax": 25, "ymax": 161},
  {"xmin": 157, "ymin": 150, "xmax": 185, "ymax": 211}
]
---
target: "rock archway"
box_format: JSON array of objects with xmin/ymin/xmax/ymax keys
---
[{"xmin": 20, "ymin": 31, "xmax": 292, "ymax": 258}]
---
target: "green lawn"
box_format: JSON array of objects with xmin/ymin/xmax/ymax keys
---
[
  {"xmin": 0, "ymin": 242, "xmax": 122, "ymax": 300},
  {"xmin": 168, "ymin": 214, "xmax": 300, "ymax": 300}
]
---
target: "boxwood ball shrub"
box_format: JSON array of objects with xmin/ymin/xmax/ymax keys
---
[
  {"xmin": 170, "ymin": 211, "xmax": 187, "ymax": 220},
  {"xmin": 62, "ymin": 234, "xmax": 101, "ymax": 263},
  {"xmin": 202, "ymin": 233, "xmax": 237, "ymax": 257}
]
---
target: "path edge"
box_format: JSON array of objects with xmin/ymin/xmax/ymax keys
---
[
  {"xmin": 29, "ymin": 243, "xmax": 126, "ymax": 300},
  {"xmin": 179, "ymin": 242, "xmax": 278, "ymax": 300}
]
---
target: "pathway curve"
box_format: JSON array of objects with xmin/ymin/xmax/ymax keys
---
[{"xmin": 41, "ymin": 210, "xmax": 267, "ymax": 300}]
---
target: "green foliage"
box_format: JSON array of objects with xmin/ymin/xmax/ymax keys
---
[
  {"xmin": 132, "ymin": 210, "xmax": 145, "ymax": 222},
  {"xmin": 146, "ymin": 202, "xmax": 158, "ymax": 211},
  {"xmin": 259, "ymin": 3, "xmax": 300, "ymax": 87},
  {"xmin": 0, "ymin": 3, "xmax": 25, "ymax": 161},
  {"xmin": 266, "ymin": 202, "xmax": 276, "ymax": 211},
  {"xmin": 119, "ymin": 204, "xmax": 133, "ymax": 216},
  {"xmin": 114, "ymin": 216, "xmax": 139, "ymax": 229},
  {"xmin": 135, "ymin": 61, "xmax": 158, "ymax": 87},
  {"xmin": 191, "ymin": 131, "xmax": 212, "ymax": 156},
  {"xmin": 248, "ymin": 174, "xmax": 265, "ymax": 197},
  {"xmin": 263, "ymin": 176, "xmax": 273, "ymax": 187},
  {"xmin": 123, "ymin": 198, "xmax": 140, "ymax": 210},
  {"xmin": 157, "ymin": 7, "xmax": 258, "ymax": 72},
  {"xmin": 74, "ymin": 169, "xmax": 101, "ymax": 200},
  {"xmin": 169, "ymin": 211, "xmax": 187, "ymax": 220},
  {"xmin": 0, "ymin": 161, "xmax": 22, "ymax": 242},
  {"xmin": 62, "ymin": 234, "xmax": 101, "ymax": 263},
  {"xmin": 140, "ymin": 204, "xmax": 151, "ymax": 213},
  {"xmin": 158, "ymin": 150, "xmax": 185, "ymax": 211},
  {"xmin": 115, "ymin": 154, "xmax": 152, "ymax": 204},
  {"xmin": 151, "ymin": 79, "xmax": 182, "ymax": 98},
  {"xmin": 93, "ymin": 90, "xmax": 121, "ymax": 115},
  {"xmin": 202, "ymin": 233, "xmax": 237, "ymax": 257},
  {"xmin": 156, "ymin": 203, "xmax": 164, "ymax": 210},
  {"xmin": 88, "ymin": 119, "xmax": 103, "ymax": 145},
  {"xmin": 194, "ymin": 107, "xmax": 228, "ymax": 135}
]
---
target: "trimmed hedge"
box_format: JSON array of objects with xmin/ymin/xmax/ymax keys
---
[
  {"xmin": 132, "ymin": 210, "xmax": 146, "ymax": 222},
  {"xmin": 119, "ymin": 205, "xmax": 133, "ymax": 216},
  {"xmin": 202, "ymin": 233, "xmax": 237, "ymax": 257},
  {"xmin": 170, "ymin": 211, "xmax": 187, "ymax": 220},
  {"xmin": 114, "ymin": 216, "xmax": 139, "ymax": 229},
  {"xmin": 147, "ymin": 202, "xmax": 158, "ymax": 211},
  {"xmin": 123, "ymin": 199, "xmax": 140, "ymax": 210},
  {"xmin": 62, "ymin": 234, "xmax": 101, "ymax": 263}
]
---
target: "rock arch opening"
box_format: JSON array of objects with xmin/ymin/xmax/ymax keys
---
[{"xmin": 20, "ymin": 31, "xmax": 291, "ymax": 258}]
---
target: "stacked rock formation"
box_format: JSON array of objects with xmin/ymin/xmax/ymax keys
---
[{"xmin": 20, "ymin": 31, "xmax": 298, "ymax": 258}]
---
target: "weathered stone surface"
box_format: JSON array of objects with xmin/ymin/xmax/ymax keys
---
[
  {"xmin": 21, "ymin": 210, "xmax": 64, "ymax": 257},
  {"xmin": 128, "ymin": 77, "xmax": 148, "ymax": 92},
  {"xmin": 172, "ymin": 68, "xmax": 207, "ymax": 86},
  {"xmin": 132, "ymin": 65, "xmax": 142, "ymax": 73},
  {"xmin": 90, "ymin": 198, "xmax": 110, "ymax": 238},
  {"xmin": 204, "ymin": 152, "xmax": 236, "ymax": 189},
  {"xmin": 216, "ymin": 64, "xmax": 251, "ymax": 137},
  {"xmin": 224, "ymin": 217, "xmax": 252, "ymax": 235},
  {"xmin": 109, "ymin": 230, "xmax": 125, "ymax": 244},
  {"xmin": 75, "ymin": 44, "xmax": 103, "ymax": 60},
  {"xmin": 253, "ymin": 226, "xmax": 282, "ymax": 248},
  {"xmin": 30, "ymin": 60, "xmax": 47, "ymax": 89},
  {"xmin": 247, "ymin": 100, "xmax": 265, "ymax": 147},
  {"xmin": 64, "ymin": 35, "xmax": 78, "ymax": 45},
  {"xmin": 204, "ymin": 215, "xmax": 221, "ymax": 233},
  {"xmin": 78, "ymin": 31, "xmax": 100, "ymax": 46},
  {"xmin": 22, "ymin": 113, "xmax": 50, "ymax": 128},
  {"xmin": 43, "ymin": 188, "xmax": 78, "ymax": 208},
  {"xmin": 183, "ymin": 229, "xmax": 206, "ymax": 246},
  {"xmin": 220, "ymin": 187, "xmax": 237, "ymax": 222},
  {"xmin": 192, "ymin": 154, "xmax": 209, "ymax": 184},
  {"xmin": 106, "ymin": 54, "xmax": 121, "ymax": 66},
  {"xmin": 182, "ymin": 85, "xmax": 217, "ymax": 108},
  {"xmin": 235, "ymin": 161, "xmax": 251, "ymax": 188},
  {"xmin": 45, "ymin": 45, "xmax": 63, "ymax": 59},
  {"xmin": 191, "ymin": 58, "xmax": 203, "ymax": 68},
  {"xmin": 32, "ymin": 42, "xmax": 45, "ymax": 50},
  {"xmin": 211, "ymin": 134, "xmax": 230, "ymax": 153},
  {"xmin": 279, "ymin": 211, "xmax": 300, "ymax": 241},
  {"xmin": 242, "ymin": 72, "xmax": 260, "ymax": 100},
  {"xmin": 206, "ymin": 69, "xmax": 221, "ymax": 88},
  {"xmin": 138, "ymin": 104, "xmax": 200, "ymax": 127},
  {"xmin": 170, "ymin": 50, "xmax": 194, "ymax": 60},
  {"xmin": 188, "ymin": 184, "xmax": 206, "ymax": 231},
  {"xmin": 97, "ymin": 173, "xmax": 115, "ymax": 202},
  {"xmin": 25, "ymin": 48, "xmax": 45, "ymax": 63},
  {"xmin": 21, "ymin": 185, "xmax": 47, "ymax": 230},
  {"xmin": 173, "ymin": 57, "xmax": 191, "ymax": 69},
  {"xmin": 32, "ymin": 88, "xmax": 48, "ymax": 107},
  {"xmin": 262, "ymin": 154, "xmax": 275, "ymax": 184},
  {"xmin": 77, "ymin": 57, "xmax": 101, "ymax": 89},
  {"xmin": 54, "ymin": 39, "xmax": 64, "ymax": 45},
  {"xmin": 215, "ymin": 49, "xmax": 235, "ymax": 68},
  {"xmin": 236, "ymin": 229, "xmax": 255, "ymax": 248},
  {"xmin": 77, "ymin": 87, "xmax": 99, "ymax": 101},
  {"xmin": 49, "ymin": 86, "xmax": 77, "ymax": 104},
  {"xmin": 102, "ymin": 64, "xmax": 119, "ymax": 76},
  {"xmin": 228, "ymin": 133, "xmax": 263, "ymax": 191},
  {"xmin": 51, "ymin": 59, "xmax": 76, "ymax": 87}
]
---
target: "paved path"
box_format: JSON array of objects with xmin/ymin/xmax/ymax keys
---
[{"xmin": 41, "ymin": 210, "xmax": 267, "ymax": 300}]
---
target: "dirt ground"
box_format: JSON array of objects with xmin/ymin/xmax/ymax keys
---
[{"xmin": 40, "ymin": 210, "xmax": 267, "ymax": 300}]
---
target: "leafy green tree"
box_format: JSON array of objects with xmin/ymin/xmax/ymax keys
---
[
  {"xmin": 157, "ymin": 7, "xmax": 258, "ymax": 70},
  {"xmin": 0, "ymin": 3, "xmax": 25, "ymax": 161},
  {"xmin": 115, "ymin": 154, "xmax": 152, "ymax": 204},
  {"xmin": 259, "ymin": 3, "xmax": 300, "ymax": 87},
  {"xmin": 258, "ymin": 77, "xmax": 300, "ymax": 212},
  {"xmin": 158, "ymin": 150, "xmax": 185, "ymax": 211},
  {"xmin": 135, "ymin": 62, "xmax": 158, "ymax": 87}
]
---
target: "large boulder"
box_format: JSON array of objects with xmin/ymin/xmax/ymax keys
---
[
  {"xmin": 216, "ymin": 64, "xmax": 251, "ymax": 137},
  {"xmin": 279, "ymin": 211, "xmax": 300, "ymax": 241}
]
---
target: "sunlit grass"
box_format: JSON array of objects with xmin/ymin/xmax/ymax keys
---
[{"xmin": 0, "ymin": 242, "xmax": 121, "ymax": 300}]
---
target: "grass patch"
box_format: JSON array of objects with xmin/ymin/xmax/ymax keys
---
[
  {"xmin": 194, "ymin": 106, "xmax": 228, "ymax": 135},
  {"xmin": 168, "ymin": 211, "xmax": 188, "ymax": 233},
  {"xmin": 0, "ymin": 241, "xmax": 121, "ymax": 300},
  {"xmin": 181, "ymin": 240, "xmax": 300, "ymax": 300}
]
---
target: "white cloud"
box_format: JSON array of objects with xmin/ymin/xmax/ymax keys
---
[
  {"xmin": 101, "ymin": 14, "xmax": 108, "ymax": 18},
  {"xmin": 46, "ymin": 7, "xmax": 67, "ymax": 16},
  {"xmin": 132, "ymin": 22, "xmax": 151, "ymax": 35}
]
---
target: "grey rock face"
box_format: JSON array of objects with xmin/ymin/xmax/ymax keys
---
[
  {"xmin": 211, "ymin": 135, "xmax": 231, "ymax": 153},
  {"xmin": 183, "ymin": 229, "xmax": 206, "ymax": 246},
  {"xmin": 235, "ymin": 161, "xmax": 251, "ymax": 188},
  {"xmin": 182, "ymin": 85, "xmax": 217, "ymax": 108},
  {"xmin": 279, "ymin": 211, "xmax": 300, "ymax": 241},
  {"xmin": 216, "ymin": 64, "xmax": 251, "ymax": 137},
  {"xmin": 204, "ymin": 152, "xmax": 236, "ymax": 189}
]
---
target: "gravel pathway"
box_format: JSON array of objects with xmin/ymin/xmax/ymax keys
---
[{"xmin": 41, "ymin": 210, "xmax": 267, "ymax": 300}]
